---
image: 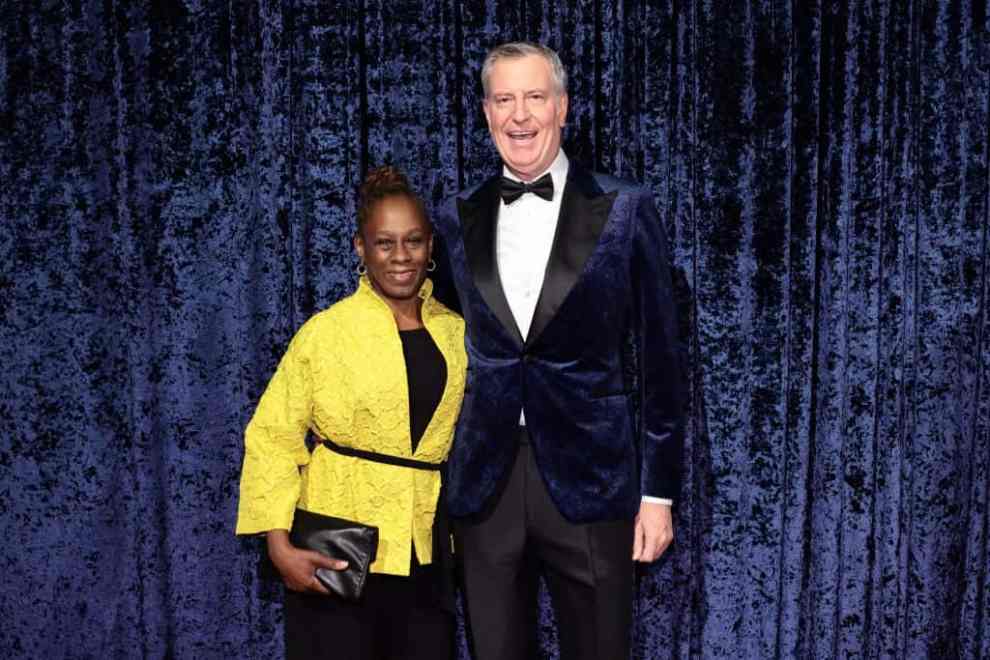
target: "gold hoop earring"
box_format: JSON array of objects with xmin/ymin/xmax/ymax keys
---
[
  {"xmin": 427, "ymin": 259, "xmax": 437, "ymax": 272},
  {"xmin": 356, "ymin": 262, "xmax": 367, "ymax": 275}
]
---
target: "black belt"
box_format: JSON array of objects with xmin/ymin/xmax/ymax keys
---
[{"xmin": 320, "ymin": 436, "xmax": 444, "ymax": 472}]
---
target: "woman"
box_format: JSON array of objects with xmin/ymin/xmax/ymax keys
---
[{"xmin": 236, "ymin": 167, "xmax": 466, "ymax": 660}]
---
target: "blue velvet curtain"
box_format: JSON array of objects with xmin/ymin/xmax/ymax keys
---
[{"xmin": 2, "ymin": 1, "xmax": 988, "ymax": 658}]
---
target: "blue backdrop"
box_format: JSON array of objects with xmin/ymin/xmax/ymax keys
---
[{"xmin": 1, "ymin": 1, "xmax": 988, "ymax": 658}]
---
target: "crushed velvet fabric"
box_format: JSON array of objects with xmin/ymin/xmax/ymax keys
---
[{"xmin": 1, "ymin": 1, "xmax": 988, "ymax": 659}]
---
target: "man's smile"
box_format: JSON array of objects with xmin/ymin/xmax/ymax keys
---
[{"xmin": 507, "ymin": 129, "xmax": 538, "ymax": 141}]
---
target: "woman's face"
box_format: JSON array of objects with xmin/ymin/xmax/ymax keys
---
[{"xmin": 355, "ymin": 195, "xmax": 433, "ymax": 304}]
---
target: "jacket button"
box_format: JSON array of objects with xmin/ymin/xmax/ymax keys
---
[{"xmin": 522, "ymin": 354, "xmax": 532, "ymax": 363}]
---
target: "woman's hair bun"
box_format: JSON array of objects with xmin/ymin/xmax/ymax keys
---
[
  {"xmin": 360, "ymin": 166, "xmax": 411, "ymax": 199},
  {"xmin": 357, "ymin": 165, "xmax": 428, "ymax": 230}
]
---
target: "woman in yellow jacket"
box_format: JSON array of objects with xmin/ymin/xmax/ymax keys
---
[{"xmin": 236, "ymin": 167, "xmax": 466, "ymax": 660}]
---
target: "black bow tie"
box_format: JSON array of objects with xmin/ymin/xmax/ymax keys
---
[{"xmin": 499, "ymin": 173, "xmax": 554, "ymax": 205}]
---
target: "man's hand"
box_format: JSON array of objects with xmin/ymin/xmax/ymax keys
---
[
  {"xmin": 632, "ymin": 501, "xmax": 673, "ymax": 562},
  {"xmin": 266, "ymin": 529, "xmax": 348, "ymax": 594}
]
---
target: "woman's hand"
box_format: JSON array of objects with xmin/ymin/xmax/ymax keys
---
[{"xmin": 266, "ymin": 530, "xmax": 349, "ymax": 594}]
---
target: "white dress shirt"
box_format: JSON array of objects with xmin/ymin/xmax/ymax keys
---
[
  {"xmin": 496, "ymin": 150, "xmax": 568, "ymax": 340},
  {"xmin": 495, "ymin": 150, "xmax": 672, "ymax": 506}
]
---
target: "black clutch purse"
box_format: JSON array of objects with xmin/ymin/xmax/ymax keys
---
[{"xmin": 289, "ymin": 508, "xmax": 379, "ymax": 600}]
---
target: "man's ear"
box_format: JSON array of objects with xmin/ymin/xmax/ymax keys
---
[
  {"xmin": 482, "ymin": 98, "xmax": 494, "ymax": 131},
  {"xmin": 557, "ymin": 93, "xmax": 569, "ymax": 127}
]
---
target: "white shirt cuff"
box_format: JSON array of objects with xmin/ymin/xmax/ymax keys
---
[{"xmin": 641, "ymin": 496, "xmax": 673, "ymax": 506}]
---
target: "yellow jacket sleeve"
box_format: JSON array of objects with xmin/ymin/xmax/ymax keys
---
[{"xmin": 235, "ymin": 319, "xmax": 320, "ymax": 534}]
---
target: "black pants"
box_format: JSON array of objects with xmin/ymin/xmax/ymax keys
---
[
  {"xmin": 283, "ymin": 559, "xmax": 454, "ymax": 660},
  {"xmin": 455, "ymin": 433, "xmax": 635, "ymax": 660}
]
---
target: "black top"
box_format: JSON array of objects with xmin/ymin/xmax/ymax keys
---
[{"xmin": 399, "ymin": 328, "xmax": 447, "ymax": 453}]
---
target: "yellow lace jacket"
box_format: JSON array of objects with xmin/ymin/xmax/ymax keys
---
[{"xmin": 235, "ymin": 276, "xmax": 466, "ymax": 576}]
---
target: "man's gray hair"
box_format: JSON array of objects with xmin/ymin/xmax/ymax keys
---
[{"xmin": 481, "ymin": 42, "xmax": 568, "ymax": 98}]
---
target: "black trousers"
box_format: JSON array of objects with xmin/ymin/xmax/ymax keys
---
[
  {"xmin": 283, "ymin": 559, "xmax": 454, "ymax": 660},
  {"xmin": 454, "ymin": 432, "xmax": 635, "ymax": 660}
]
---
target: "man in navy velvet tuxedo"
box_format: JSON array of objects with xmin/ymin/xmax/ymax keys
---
[{"xmin": 435, "ymin": 42, "xmax": 684, "ymax": 660}]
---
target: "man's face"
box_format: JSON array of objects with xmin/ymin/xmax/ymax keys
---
[{"xmin": 483, "ymin": 54, "xmax": 568, "ymax": 182}]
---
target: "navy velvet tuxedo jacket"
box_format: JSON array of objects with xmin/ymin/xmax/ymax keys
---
[{"xmin": 435, "ymin": 161, "xmax": 685, "ymax": 523}]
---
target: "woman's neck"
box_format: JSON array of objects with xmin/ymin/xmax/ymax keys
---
[{"xmin": 386, "ymin": 297, "xmax": 424, "ymax": 331}]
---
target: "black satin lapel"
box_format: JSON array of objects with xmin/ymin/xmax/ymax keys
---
[
  {"xmin": 528, "ymin": 172, "xmax": 617, "ymax": 346},
  {"xmin": 458, "ymin": 179, "xmax": 525, "ymax": 347}
]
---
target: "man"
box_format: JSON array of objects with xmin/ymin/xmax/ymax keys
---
[{"xmin": 435, "ymin": 42, "xmax": 684, "ymax": 660}]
